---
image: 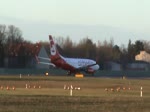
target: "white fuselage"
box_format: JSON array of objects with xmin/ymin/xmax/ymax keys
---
[{"xmin": 61, "ymin": 56, "xmax": 99, "ymax": 70}]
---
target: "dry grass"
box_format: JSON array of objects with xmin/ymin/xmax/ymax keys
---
[
  {"xmin": 0, "ymin": 75, "xmax": 150, "ymax": 112},
  {"xmin": 0, "ymin": 95, "xmax": 149, "ymax": 112}
]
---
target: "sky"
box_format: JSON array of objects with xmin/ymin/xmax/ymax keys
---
[{"xmin": 0, "ymin": 0, "xmax": 150, "ymax": 46}]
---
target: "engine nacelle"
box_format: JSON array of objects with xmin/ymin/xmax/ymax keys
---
[{"xmin": 86, "ymin": 68, "xmax": 95, "ymax": 74}]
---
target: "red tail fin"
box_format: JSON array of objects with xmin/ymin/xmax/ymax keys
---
[{"xmin": 49, "ymin": 35, "xmax": 61, "ymax": 60}]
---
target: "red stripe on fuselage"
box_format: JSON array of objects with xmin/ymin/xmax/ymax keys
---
[{"xmin": 51, "ymin": 57, "xmax": 75, "ymax": 72}]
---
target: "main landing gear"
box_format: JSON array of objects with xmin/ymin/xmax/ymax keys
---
[{"xmin": 67, "ymin": 71, "xmax": 71, "ymax": 76}]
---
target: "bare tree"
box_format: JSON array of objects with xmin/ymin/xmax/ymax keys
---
[
  {"xmin": 63, "ymin": 36, "xmax": 74, "ymax": 57},
  {"xmin": 143, "ymin": 40, "xmax": 150, "ymax": 53},
  {"xmin": 77, "ymin": 37, "xmax": 96, "ymax": 59},
  {"xmin": 7, "ymin": 25, "xmax": 23, "ymax": 44},
  {"xmin": 0, "ymin": 24, "xmax": 6, "ymax": 44},
  {"xmin": 0, "ymin": 24, "xmax": 6, "ymax": 67}
]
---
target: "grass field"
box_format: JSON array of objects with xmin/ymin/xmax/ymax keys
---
[{"xmin": 0, "ymin": 75, "xmax": 150, "ymax": 112}]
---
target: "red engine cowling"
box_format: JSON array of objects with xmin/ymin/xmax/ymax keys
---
[{"xmin": 86, "ymin": 68, "xmax": 94, "ymax": 74}]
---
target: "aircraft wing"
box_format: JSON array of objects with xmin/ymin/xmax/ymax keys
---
[
  {"xmin": 35, "ymin": 55, "xmax": 55, "ymax": 67},
  {"xmin": 38, "ymin": 62, "xmax": 56, "ymax": 67},
  {"xmin": 37, "ymin": 56, "xmax": 51, "ymax": 61}
]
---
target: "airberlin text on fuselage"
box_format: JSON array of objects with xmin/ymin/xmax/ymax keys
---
[{"xmin": 78, "ymin": 60, "xmax": 93, "ymax": 66}]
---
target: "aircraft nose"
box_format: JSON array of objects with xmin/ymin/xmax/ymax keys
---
[{"xmin": 96, "ymin": 65, "xmax": 100, "ymax": 70}]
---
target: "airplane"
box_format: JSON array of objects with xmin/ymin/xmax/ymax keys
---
[{"xmin": 36, "ymin": 35, "xmax": 99, "ymax": 75}]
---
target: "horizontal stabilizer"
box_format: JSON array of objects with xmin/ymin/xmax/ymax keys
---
[
  {"xmin": 38, "ymin": 56, "xmax": 51, "ymax": 61},
  {"xmin": 38, "ymin": 62, "xmax": 56, "ymax": 67}
]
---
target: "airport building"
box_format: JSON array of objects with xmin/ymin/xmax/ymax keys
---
[{"xmin": 135, "ymin": 51, "xmax": 150, "ymax": 63}]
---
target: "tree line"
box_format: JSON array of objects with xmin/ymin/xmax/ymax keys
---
[
  {"xmin": 52, "ymin": 36, "xmax": 150, "ymax": 70},
  {"xmin": 0, "ymin": 24, "xmax": 40, "ymax": 68},
  {"xmin": 0, "ymin": 24, "xmax": 150, "ymax": 69}
]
